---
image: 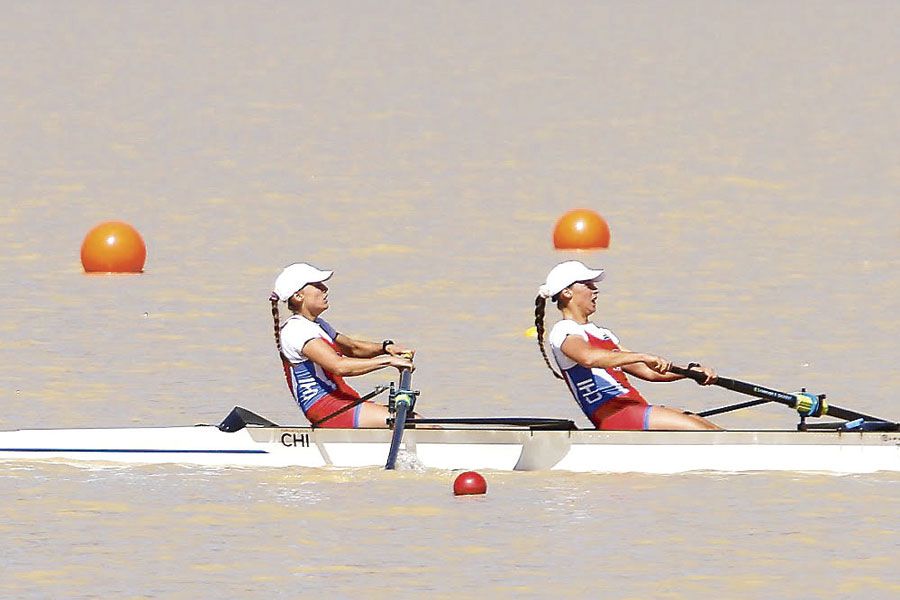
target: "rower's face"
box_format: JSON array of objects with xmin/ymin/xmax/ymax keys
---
[
  {"xmin": 568, "ymin": 280, "xmax": 598, "ymax": 315},
  {"xmin": 295, "ymin": 281, "xmax": 329, "ymax": 314}
]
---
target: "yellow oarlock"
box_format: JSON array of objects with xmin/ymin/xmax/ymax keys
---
[
  {"xmin": 394, "ymin": 392, "xmax": 413, "ymax": 406},
  {"xmin": 794, "ymin": 391, "xmax": 828, "ymax": 417}
]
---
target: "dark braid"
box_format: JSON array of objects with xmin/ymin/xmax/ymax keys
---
[
  {"xmin": 269, "ymin": 293, "xmax": 283, "ymax": 355},
  {"xmin": 535, "ymin": 295, "xmax": 563, "ymax": 380},
  {"xmin": 270, "ymin": 294, "xmax": 295, "ymax": 394}
]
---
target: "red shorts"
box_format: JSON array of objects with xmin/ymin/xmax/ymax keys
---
[
  {"xmin": 305, "ymin": 394, "xmax": 363, "ymax": 428},
  {"xmin": 590, "ymin": 399, "xmax": 652, "ymax": 431}
]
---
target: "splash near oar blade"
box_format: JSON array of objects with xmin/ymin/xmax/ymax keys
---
[{"xmin": 385, "ymin": 368, "xmax": 416, "ymax": 470}]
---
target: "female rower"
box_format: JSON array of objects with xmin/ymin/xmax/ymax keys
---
[
  {"xmin": 269, "ymin": 262, "xmax": 414, "ymax": 428},
  {"xmin": 535, "ymin": 260, "xmax": 721, "ymax": 431}
]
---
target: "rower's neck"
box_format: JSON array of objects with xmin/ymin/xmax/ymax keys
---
[
  {"xmin": 296, "ymin": 307, "xmax": 320, "ymax": 321},
  {"xmin": 561, "ymin": 307, "xmax": 590, "ymax": 325}
]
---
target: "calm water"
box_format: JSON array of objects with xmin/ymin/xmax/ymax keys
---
[{"xmin": 1, "ymin": 2, "xmax": 898, "ymax": 597}]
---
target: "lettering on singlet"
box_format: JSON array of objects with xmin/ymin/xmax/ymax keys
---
[
  {"xmin": 574, "ymin": 378, "xmax": 604, "ymax": 407},
  {"xmin": 295, "ymin": 374, "xmax": 324, "ymax": 406}
]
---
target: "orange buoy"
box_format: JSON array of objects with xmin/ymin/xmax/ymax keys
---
[
  {"xmin": 80, "ymin": 221, "xmax": 147, "ymax": 273},
  {"xmin": 453, "ymin": 471, "xmax": 487, "ymax": 496},
  {"xmin": 552, "ymin": 209, "xmax": 610, "ymax": 250}
]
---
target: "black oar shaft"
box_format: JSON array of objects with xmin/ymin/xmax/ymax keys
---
[
  {"xmin": 398, "ymin": 368, "xmax": 413, "ymax": 394},
  {"xmin": 806, "ymin": 403, "xmax": 876, "ymax": 422},
  {"xmin": 671, "ymin": 366, "xmax": 882, "ymax": 422},
  {"xmin": 673, "ymin": 368, "xmax": 797, "ymax": 403}
]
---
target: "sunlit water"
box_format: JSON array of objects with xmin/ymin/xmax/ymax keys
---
[{"xmin": 1, "ymin": 2, "xmax": 898, "ymax": 598}]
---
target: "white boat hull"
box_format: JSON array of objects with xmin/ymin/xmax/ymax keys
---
[{"xmin": 1, "ymin": 425, "xmax": 898, "ymax": 474}]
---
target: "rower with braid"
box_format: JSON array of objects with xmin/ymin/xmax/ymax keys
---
[
  {"xmin": 535, "ymin": 261, "xmax": 721, "ymax": 431},
  {"xmin": 270, "ymin": 263, "xmax": 414, "ymax": 428}
]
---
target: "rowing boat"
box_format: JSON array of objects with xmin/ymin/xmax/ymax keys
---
[
  {"xmin": 2, "ymin": 368, "xmax": 897, "ymax": 474},
  {"xmin": 0, "ymin": 408, "xmax": 897, "ymax": 473}
]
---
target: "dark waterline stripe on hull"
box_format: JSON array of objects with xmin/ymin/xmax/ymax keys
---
[{"xmin": 0, "ymin": 448, "xmax": 268, "ymax": 454}]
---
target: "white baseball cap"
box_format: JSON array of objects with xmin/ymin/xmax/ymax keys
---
[
  {"xmin": 538, "ymin": 260, "xmax": 605, "ymax": 299},
  {"xmin": 273, "ymin": 263, "xmax": 333, "ymax": 302}
]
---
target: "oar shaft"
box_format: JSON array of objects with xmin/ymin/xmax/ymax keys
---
[
  {"xmin": 398, "ymin": 368, "xmax": 413, "ymax": 395},
  {"xmin": 671, "ymin": 366, "xmax": 799, "ymax": 406},
  {"xmin": 670, "ymin": 366, "xmax": 882, "ymax": 422},
  {"xmin": 808, "ymin": 403, "xmax": 879, "ymax": 422}
]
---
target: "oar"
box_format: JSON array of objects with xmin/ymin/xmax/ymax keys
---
[
  {"xmin": 669, "ymin": 365, "xmax": 883, "ymax": 422},
  {"xmin": 385, "ymin": 367, "xmax": 415, "ymax": 470}
]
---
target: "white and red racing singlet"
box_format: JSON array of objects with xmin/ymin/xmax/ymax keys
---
[
  {"xmin": 548, "ymin": 320, "xmax": 647, "ymax": 419},
  {"xmin": 279, "ymin": 315, "xmax": 360, "ymax": 412}
]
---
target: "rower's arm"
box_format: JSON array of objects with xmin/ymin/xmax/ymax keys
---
[
  {"xmin": 333, "ymin": 333, "xmax": 383, "ymax": 359},
  {"xmin": 335, "ymin": 333, "xmax": 415, "ymax": 359},
  {"xmin": 303, "ymin": 338, "xmax": 410, "ymax": 376},
  {"xmin": 560, "ymin": 336, "xmax": 667, "ymax": 372},
  {"xmin": 622, "ymin": 362, "xmax": 683, "ymax": 382},
  {"xmin": 620, "ymin": 350, "xmax": 717, "ymax": 385}
]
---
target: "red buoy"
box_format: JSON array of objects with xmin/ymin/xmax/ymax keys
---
[
  {"xmin": 553, "ymin": 208, "xmax": 610, "ymax": 250},
  {"xmin": 453, "ymin": 471, "xmax": 487, "ymax": 496},
  {"xmin": 80, "ymin": 221, "xmax": 147, "ymax": 273}
]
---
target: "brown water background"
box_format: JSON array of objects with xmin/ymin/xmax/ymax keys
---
[{"xmin": 1, "ymin": 2, "xmax": 898, "ymax": 597}]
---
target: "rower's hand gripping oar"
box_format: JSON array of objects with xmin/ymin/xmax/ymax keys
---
[
  {"xmin": 385, "ymin": 366, "xmax": 419, "ymax": 470},
  {"xmin": 669, "ymin": 365, "xmax": 885, "ymax": 423}
]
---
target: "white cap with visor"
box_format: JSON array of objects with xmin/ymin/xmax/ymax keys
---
[
  {"xmin": 273, "ymin": 263, "xmax": 333, "ymax": 302},
  {"xmin": 538, "ymin": 260, "xmax": 605, "ymax": 299}
]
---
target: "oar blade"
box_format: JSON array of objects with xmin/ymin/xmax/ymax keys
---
[
  {"xmin": 384, "ymin": 400, "xmax": 409, "ymax": 470},
  {"xmin": 385, "ymin": 368, "xmax": 415, "ymax": 470}
]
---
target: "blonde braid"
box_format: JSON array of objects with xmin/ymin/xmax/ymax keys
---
[{"xmin": 535, "ymin": 295, "xmax": 563, "ymax": 381}]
